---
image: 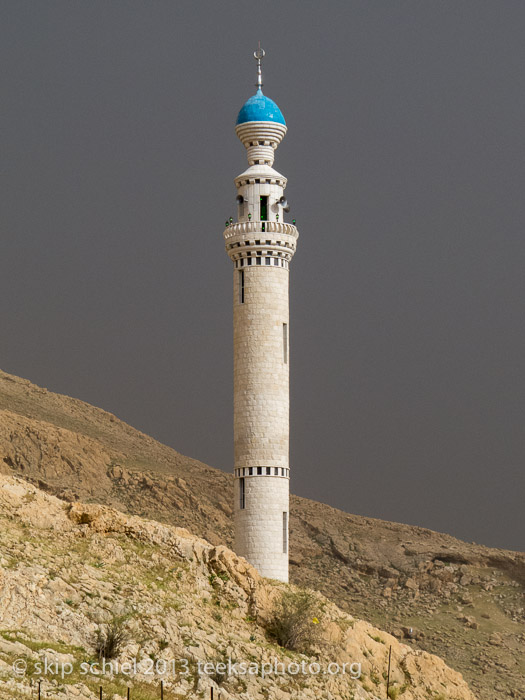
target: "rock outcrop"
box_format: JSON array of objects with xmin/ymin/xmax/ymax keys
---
[{"xmin": 0, "ymin": 475, "xmax": 478, "ymax": 700}]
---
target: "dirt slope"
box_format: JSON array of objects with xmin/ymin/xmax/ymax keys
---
[
  {"xmin": 0, "ymin": 474, "xmax": 478, "ymax": 700},
  {"xmin": 1, "ymin": 369, "xmax": 523, "ymax": 698}
]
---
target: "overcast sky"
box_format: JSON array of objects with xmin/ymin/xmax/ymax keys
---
[{"xmin": 2, "ymin": 1, "xmax": 524, "ymax": 551}]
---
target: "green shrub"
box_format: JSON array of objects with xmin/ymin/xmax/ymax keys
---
[
  {"xmin": 93, "ymin": 618, "xmax": 128, "ymax": 659},
  {"xmin": 265, "ymin": 590, "xmax": 322, "ymax": 653}
]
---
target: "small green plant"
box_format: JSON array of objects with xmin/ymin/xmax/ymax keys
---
[
  {"xmin": 93, "ymin": 618, "xmax": 128, "ymax": 660},
  {"xmin": 369, "ymin": 670, "xmax": 381, "ymax": 685},
  {"xmin": 337, "ymin": 617, "xmax": 355, "ymax": 632},
  {"xmin": 265, "ymin": 589, "xmax": 322, "ymax": 653},
  {"xmin": 388, "ymin": 687, "xmax": 400, "ymax": 699}
]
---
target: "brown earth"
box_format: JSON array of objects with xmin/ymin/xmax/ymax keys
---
[
  {"xmin": 0, "ymin": 473, "xmax": 478, "ymax": 700},
  {"xmin": 1, "ymin": 369, "xmax": 524, "ymax": 699}
]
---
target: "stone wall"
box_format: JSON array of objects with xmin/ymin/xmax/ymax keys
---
[
  {"xmin": 233, "ymin": 266, "xmax": 289, "ymax": 468},
  {"xmin": 233, "ymin": 265, "xmax": 290, "ymax": 582}
]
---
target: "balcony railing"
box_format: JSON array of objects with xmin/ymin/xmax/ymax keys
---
[{"xmin": 223, "ymin": 220, "xmax": 298, "ymax": 241}]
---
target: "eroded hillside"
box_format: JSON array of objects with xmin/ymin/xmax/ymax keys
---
[
  {"xmin": 1, "ymin": 369, "xmax": 524, "ymax": 698},
  {"xmin": 0, "ymin": 475, "xmax": 479, "ymax": 700}
]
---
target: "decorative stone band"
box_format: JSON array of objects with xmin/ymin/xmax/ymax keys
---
[
  {"xmin": 235, "ymin": 122, "xmax": 288, "ymax": 167},
  {"xmin": 235, "ymin": 173, "xmax": 287, "ymax": 188},
  {"xmin": 231, "ymin": 254, "xmax": 290, "ymax": 269},
  {"xmin": 226, "ymin": 242, "xmax": 296, "ymax": 265},
  {"xmin": 235, "ymin": 467, "xmax": 290, "ymax": 478}
]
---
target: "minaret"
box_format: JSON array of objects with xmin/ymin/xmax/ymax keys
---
[{"xmin": 223, "ymin": 48, "xmax": 298, "ymax": 582}]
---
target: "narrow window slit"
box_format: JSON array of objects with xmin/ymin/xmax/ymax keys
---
[
  {"xmin": 239, "ymin": 478, "xmax": 245, "ymax": 509},
  {"xmin": 283, "ymin": 512, "xmax": 288, "ymax": 554},
  {"xmin": 239, "ymin": 270, "xmax": 245, "ymax": 303}
]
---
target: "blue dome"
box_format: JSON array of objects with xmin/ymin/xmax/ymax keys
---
[{"xmin": 236, "ymin": 88, "xmax": 286, "ymax": 126}]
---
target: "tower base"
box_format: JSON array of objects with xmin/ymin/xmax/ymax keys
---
[{"xmin": 234, "ymin": 474, "xmax": 289, "ymax": 582}]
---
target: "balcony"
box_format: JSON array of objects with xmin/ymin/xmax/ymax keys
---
[{"xmin": 223, "ymin": 220, "xmax": 298, "ymax": 241}]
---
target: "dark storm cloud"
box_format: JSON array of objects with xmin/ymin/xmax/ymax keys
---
[{"xmin": 1, "ymin": 0, "xmax": 524, "ymax": 550}]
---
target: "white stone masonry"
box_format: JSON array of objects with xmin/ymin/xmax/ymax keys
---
[{"xmin": 223, "ymin": 114, "xmax": 298, "ymax": 583}]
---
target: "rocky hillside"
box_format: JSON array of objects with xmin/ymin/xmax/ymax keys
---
[
  {"xmin": 0, "ymin": 474, "xmax": 478, "ymax": 700},
  {"xmin": 1, "ymin": 369, "xmax": 524, "ymax": 698}
]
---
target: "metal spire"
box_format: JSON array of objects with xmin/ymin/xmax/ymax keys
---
[{"xmin": 254, "ymin": 42, "xmax": 265, "ymax": 90}]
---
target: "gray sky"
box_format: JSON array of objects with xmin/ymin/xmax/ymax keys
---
[{"xmin": 2, "ymin": 1, "xmax": 524, "ymax": 551}]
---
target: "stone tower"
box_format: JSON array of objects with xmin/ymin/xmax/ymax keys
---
[{"xmin": 223, "ymin": 48, "xmax": 298, "ymax": 583}]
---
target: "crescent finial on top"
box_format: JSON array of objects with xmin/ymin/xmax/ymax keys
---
[{"xmin": 254, "ymin": 42, "xmax": 265, "ymax": 90}]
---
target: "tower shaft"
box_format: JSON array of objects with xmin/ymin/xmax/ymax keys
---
[
  {"xmin": 234, "ymin": 262, "xmax": 290, "ymax": 580},
  {"xmin": 225, "ymin": 205, "xmax": 298, "ymax": 584}
]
